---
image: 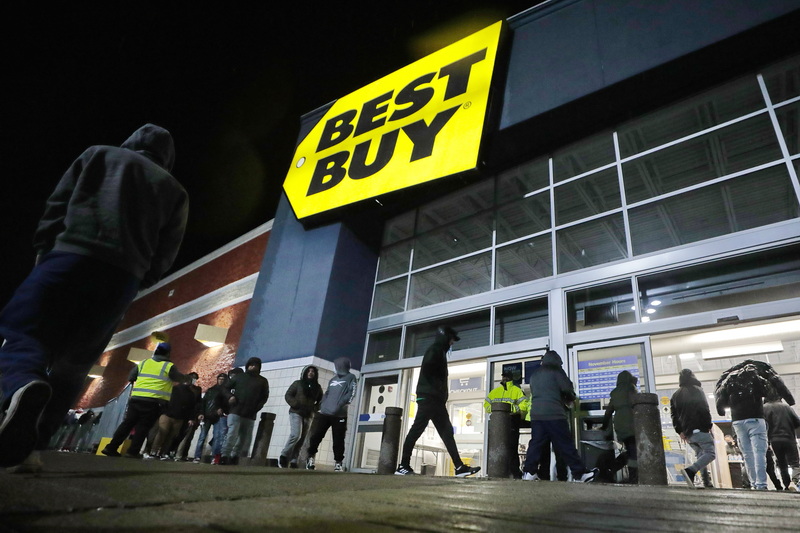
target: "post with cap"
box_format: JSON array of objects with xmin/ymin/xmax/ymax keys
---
[
  {"xmin": 632, "ymin": 392, "xmax": 668, "ymax": 485},
  {"xmin": 377, "ymin": 407, "xmax": 404, "ymax": 474}
]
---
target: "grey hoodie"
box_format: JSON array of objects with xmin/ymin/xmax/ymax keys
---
[
  {"xmin": 34, "ymin": 124, "xmax": 188, "ymax": 287},
  {"xmin": 318, "ymin": 358, "xmax": 357, "ymax": 417},
  {"xmin": 528, "ymin": 350, "xmax": 576, "ymax": 421}
]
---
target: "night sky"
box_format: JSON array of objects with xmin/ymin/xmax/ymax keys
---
[{"xmin": 1, "ymin": 2, "xmax": 532, "ymax": 307}]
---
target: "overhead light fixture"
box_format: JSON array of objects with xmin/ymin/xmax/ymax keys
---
[
  {"xmin": 127, "ymin": 347, "xmax": 152, "ymax": 363},
  {"xmin": 195, "ymin": 324, "xmax": 228, "ymax": 348},
  {"xmin": 701, "ymin": 341, "xmax": 784, "ymax": 360},
  {"xmin": 88, "ymin": 364, "xmax": 105, "ymax": 379},
  {"xmin": 650, "ymin": 300, "xmax": 661, "ymax": 306},
  {"xmin": 690, "ymin": 319, "xmax": 800, "ymax": 344},
  {"xmin": 646, "ymin": 308, "xmax": 656, "ymax": 314},
  {"xmin": 679, "ymin": 353, "xmax": 695, "ymax": 360},
  {"xmin": 641, "ymin": 316, "xmax": 651, "ymax": 323}
]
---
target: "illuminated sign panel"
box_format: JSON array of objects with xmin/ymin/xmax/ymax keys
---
[{"xmin": 283, "ymin": 21, "xmax": 504, "ymax": 219}]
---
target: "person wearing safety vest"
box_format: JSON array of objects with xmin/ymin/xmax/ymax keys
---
[
  {"xmin": 484, "ymin": 370, "xmax": 527, "ymax": 478},
  {"xmin": 102, "ymin": 342, "xmax": 188, "ymax": 458}
]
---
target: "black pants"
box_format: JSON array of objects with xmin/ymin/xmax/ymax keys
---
[
  {"xmin": 772, "ymin": 440, "xmax": 800, "ymax": 487},
  {"xmin": 400, "ymin": 400, "xmax": 462, "ymax": 468},
  {"xmin": 107, "ymin": 398, "xmax": 165, "ymax": 455},
  {"xmin": 306, "ymin": 413, "xmax": 347, "ymax": 462}
]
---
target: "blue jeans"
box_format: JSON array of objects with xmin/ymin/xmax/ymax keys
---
[
  {"xmin": 687, "ymin": 430, "xmax": 716, "ymax": 472},
  {"xmin": 194, "ymin": 416, "xmax": 228, "ymax": 459},
  {"xmin": 0, "ymin": 251, "xmax": 139, "ymax": 447},
  {"xmin": 281, "ymin": 412, "xmax": 312, "ymax": 463},
  {"xmin": 524, "ymin": 419, "xmax": 587, "ymax": 478},
  {"xmin": 733, "ymin": 418, "xmax": 768, "ymax": 490},
  {"xmin": 221, "ymin": 414, "xmax": 255, "ymax": 458}
]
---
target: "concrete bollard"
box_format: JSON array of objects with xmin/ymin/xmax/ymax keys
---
[
  {"xmin": 249, "ymin": 412, "xmax": 276, "ymax": 466},
  {"xmin": 377, "ymin": 407, "xmax": 403, "ymax": 474},
  {"xmin": 632, "ymin": 393, "xmax": 667, "ymax": 485},
  {"xmin": 487, "ymin": 402, "xmax": 512, "ymax": 478}
]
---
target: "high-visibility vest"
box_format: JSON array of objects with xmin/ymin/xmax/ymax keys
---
[
  {"xmin": 131, "ymin": 358, "xmax": 174, "ymax": 401},
  {"xmin": 484, "ymin": 383, "xmax": 526, "ymax": 414}
]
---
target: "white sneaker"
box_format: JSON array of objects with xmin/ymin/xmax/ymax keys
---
[
  {"xmin": 571, "ymin": 468, "xmax": 598, "ymax": 483},
  {"xmin": 306, "ymin": 456, "xmax": 315, "ymax": 470},
  {"xmin": 522, "ymin": 471, "xmax": 541, "ymax": 481},
  {"xmin": 142, "ymin": 453, "xmax": 157, "ymax": 460},
  {"xmin": 395, "ymin": 464, "xmax": 415, "ymax": 475},
  {"xmin": 334, "ymin": 462, "xmax": 344, "ymax": 472}
]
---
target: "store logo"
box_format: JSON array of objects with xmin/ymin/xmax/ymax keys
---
[{"xmin": 283, "ymin": 21, "xmax": 504, "ymax": 219}]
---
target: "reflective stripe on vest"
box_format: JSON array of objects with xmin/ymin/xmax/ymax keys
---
[
  {"xmin": 131, "ymin": 359, "xmax": 174, "ymax": 400},
  {"xmin": 484, "ymin": 384, "xmax": 525, "ymax": 413}
]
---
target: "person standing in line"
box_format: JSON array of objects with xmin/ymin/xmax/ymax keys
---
[
  {"xmin": 0, "ymin": 124, "xmax": 188, "ymax": 469},
  {"xmin": 220, "ymin": 358, "xmax": 269, "ymax": 465},
  {"xmin": 395, "ymin": 327, "xmax": 481, "ymax": 478},
  {"xmin": 484, "ymin": 370, "xmax": 526, "ymax": 478},
  {"xmin": 305, "ymin": 358, "xmax": 357, "ymax": 472},
  {"xmin": 279, "ymin": 365, "xmax": 323, "ymax": 469},
  {"xmin": 670, "ymin": 369, "xmax": 716, "ymax": 489},
  {"xmin": 145, "ymin": 371, "xmax": 201, "ymax": 460},
  {"xmin": 521, "ymin": 349, "xmax": 597, "ymax": 483},
  {"xmin": 764, "ymin": 389, "xmax": 800, "ymax": 492},
  {"xmin": 193, "ymin": 373, "xmax": 230, "ymax": 464},
  {"xmin": 601, "ymin": 370, "xmax": 639, "ymax": 484}
]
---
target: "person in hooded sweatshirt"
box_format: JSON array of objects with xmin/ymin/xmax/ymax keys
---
[
  {"xmin": 305, "ymin": 357, "xmax": 357, "ymax": 472},
  {"xmin": 0, "ymin": 124, "xmax": 188, "ymax": 470},
  {"xmin": 601, "ymin": 370, "xmax": 639, "ymax": 483},
  {"xmin": 521, "ymin": 349, "xmax": 598, "ymax": 483},
  {"xmin": 220, "ymin": 357, "xmax": 269, "ymax": 464},
  {"xmin": 279, "ymin": 365, "xmax": 323, "ymax": 468},
  {"xmin": 395, "ymin": 326, "xmax": 481, "ymax": 477},
  {"xmin": 763, "ymin": 389, "xmax": 800, "ymax": 492},
  {"xmin": 670, "ymin": 369, "xmax": 716, "ymax": 489}
]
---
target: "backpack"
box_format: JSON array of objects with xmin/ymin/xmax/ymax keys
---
[{"xmin": 719, "ymin": 364, "xmax": 770, "ymax": 404}]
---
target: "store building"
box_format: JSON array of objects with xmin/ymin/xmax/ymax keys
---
[{"xmin": 234, "ymin": 0, "xmax": 800, "ymax": 480}]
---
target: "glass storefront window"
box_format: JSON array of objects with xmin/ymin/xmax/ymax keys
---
[
  {"xmin": 409, "ymin": 253, "xmax": 491, "ymax": 309},
  {"xmin": 403, "ymin": 311, "xmax": 490, "ymax": 358},
  {"xmin": 494, "ymin": 298, "xmax": 548, "ymax": 344},
  {"xmin": 365, "ymin": 329, "xmax": 402, "ymax": 365},
  {"xmin": 554, "ymin": 167, "xmax": 621, "ymax": 226},
  {"xmin": 495, "ymin": 233, "xmax": 553, "ymax": 289},
  {"xmin": 622, "ymin": 114, "xmax": 783, "ymax": 204},
  {"xmin": 354, "ymin": 374, "xmax": 399, "ymax": 471},
  {"xmin": 376, "ymin": 240, "xmax": 412, "ymax": 281},
  {"xmin": 382, "ymin": 211, "xmax": 415, "ymax": 246},
  {"xmin": 553, "ymin": 131, "xmax": 615, "ymax": 183},
  {"xmin": 371, "ymin": 277, "xmax": 407, "ymax": 318},
  {"xmin": 496, "ymin": 157, "xmax": 549, "ymax": 205},
  {"xmin": 557, "ymin": 213, "xmax": 628, "ymax": 274},
  {"xmin": 628, "ymin": 165, "xmax": 800, "ymax": 256},
  {"xmin": 775, "ymin": 100, "xmax": 799, "ymax": 155},
  {"xmin": 636, "ymin": 244, "xmax": 800, "ymax": 322},
  {"xmin": 412, "ymin": 212, "xmax": 493, "ymax": 270},
  {"xmin": 416, "ymin": 180, "xmax": 494, "ymax": 234},
  {"xmin": 496, "ymin": 191, "xmax": 550, "ymax": 244},
  {"xmin": 763, "ymin": 55, "xmax": 800, "ymax": 104},
  {"xmin": 567, "ymin": 280, "xmax": 636, "ymax": 332}
]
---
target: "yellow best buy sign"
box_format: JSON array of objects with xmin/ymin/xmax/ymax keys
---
[{"xmin": 284, "ymin": 21, "xmax": 504, "ymax": 219}]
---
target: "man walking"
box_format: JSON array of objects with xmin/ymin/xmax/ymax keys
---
[
  {"xmin": 764, "ymin": 389, "xmax": 800, "ymax": 492},
  {"xmin": 0, "ymin": 124, "xmax": 188, "ymax": 468},
  {"xmin": 279, "ymin": 365, "xmax": 323, "ymax": 468},
  {"xmin": 395, "ymin": 326, "xmax": 480, "ymax": 477},
  {"xmin": 220, "ymin": 358, "xmax": 269, "ymax": 464},
  {"xmin": 305, "ymin": 358, "xmax": 357, "ymax": 472},
  {"xmin": 671, "ymin": 369, "xmax": 716, "ymax": 489}
]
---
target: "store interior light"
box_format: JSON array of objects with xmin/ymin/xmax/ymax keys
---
[
  {"xmin": 195, "ymin": 324, "xmax": 228, "ymax": 347},
  {"xmin": 87, "ymin": 364, "xmax": 105, "ymax": 379},
  {"xmin": 701, "ymin": 341, "xmax": 784, "ymax": 360},
  {"xmin": 690, "ymin": 319, "xmax": 800, "ymax": 344},
  {"xmin": 641, "ymin": 316, "xmax": 651, "ymax": 323},
  {"xmin": 650, "ymin": 300, "xmax": 661, "ymax": 306},
  {"xmin": 646, "ymin": 308, "xmax": 656, "ymax": 314},
  {"xmin": 679, "ymin": 353, "xmax": 696, "ymax": 360}
]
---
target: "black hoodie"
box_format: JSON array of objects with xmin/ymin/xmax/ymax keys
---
[
  {"xmin": 34, "ymin": 124, "xmax": 188, "ymax": 287},
  {"xmin": 284, "ymin": 365, "xmax": 323, "ymax": 418},
  {"xmin": 224, "ymin": 358, "xmax": 269, "ymax": 420},
  {"xmin": 670, "ymin": 369, "xmax": 712, "ymax": 435},
  {"xmin": 415, "ymin": 329, "xmax": 454, "ymax": 403}
]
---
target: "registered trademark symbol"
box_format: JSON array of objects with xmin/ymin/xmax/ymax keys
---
[
  {"xmin": 463, "ymin": 101, "xmax": 472, "ymax": 109},
  {"xmin": 296, "ymin": 157, "xmax": 306, "ymax": 168}
]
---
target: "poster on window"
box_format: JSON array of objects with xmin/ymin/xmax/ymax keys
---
[{"xmin": 577, "ymin": 355, "xmax": 640, "ymax": 400}]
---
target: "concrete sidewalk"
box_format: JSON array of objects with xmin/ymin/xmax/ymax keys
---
[{"xmin": 0, "ymin": 452, "xmax": 797, "ymax": 532}]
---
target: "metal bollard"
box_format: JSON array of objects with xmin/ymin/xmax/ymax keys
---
[
  {"xmin": 487, "ymin": 402, "xmax": 512, "ymax": 478},
  {"xmin": 377, "ymin": 407, "xmax": 403, "ymax": 474},
  {"xmin": 249, "ymin": 412, "xmax": 276, "ymax": 466},
  {"xmin": 632, "ymin": 393, "xmax": 667, "ymax": 485}
]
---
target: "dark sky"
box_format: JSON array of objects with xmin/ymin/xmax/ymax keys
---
[{"xmin": 1, "ymin": 2, "xmax": 531, "ymax": 307}]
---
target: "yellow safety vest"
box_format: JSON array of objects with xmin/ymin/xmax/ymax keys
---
[
  {"xmin": 131, "ymin": 358, "xmax": 174, "ymax": 401},
  {"xmin": 484, "ymin": 383, "xmax": 526, "ymax": 415}
]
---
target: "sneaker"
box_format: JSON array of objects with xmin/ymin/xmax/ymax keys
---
[
  {"xmin": 394, "ymin": 464, "xmax": 415, "ymax": 476},
  {"xmin": 522, "ymin": 471, "xmax": 541, "ymax": 481},
  {"xmin": 142, "ymin": 453, "xmax": 157, "ymax": 460},
  {"xmin": 289, "ymin": 461, "xmax": 298, "ymax": 469},
  {"xmin": 192, "ymin": 457, "xmax": 201, "ymax": 464},
  {"xmin": 334, "ymin": 462, "xmax": 344, "ymax": 472},
  {"xmin": 0, "ymin": 381, "xmax": 52, "ymax": 468},
  {"xmin": 680, "ymin": 467, "xmax": 697, "ymax": 489},
  {"xmin": 101, "ymin": 446, "xmax": 121, "ymax": 458},
  {"xmin": 220, "ymin": 456, "xmax": 230, "ymax": 466},
  {"xmin": 306, "ymin": 456, "xmax": 315, "ymax": 470},
  {"xmin": 278, "ymin": 455, "xmax": 288, "ymax": 468},
  {"xmin": 212, "ymin": 454, "xmax": 221, "ymax": 465},
  {"xmin": 785, "ymin": 482, "xmax": 798, "ymax": 493},
  {"xmin": 161, "ymin": 455, "xmax": 173, "ymax": 461},
  {"xmin": 7, "ymin": 450, "xmax": 44, "ymax": 474},
  {"xmin": 454, "ymin": 464, "xmax": 481, "ymax": 477},
  {"xmin": 571, "ymin": 468, "xmax": 599, "ymax": 483}
]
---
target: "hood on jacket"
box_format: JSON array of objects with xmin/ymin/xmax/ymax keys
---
[
  {"xmin": 301, "ymin": 365, "xmax": 319, "ymax": 383},
  {"xmin": 434, "ymin": 325, "xmax": 460, "ymax": 345},
  {"xmin": 334, "ymin": 357, "xmax": 351, "ymax": 377},
  {"xmin": 120, "ymin": 123, "xmax": 175, "ymax": 172},
  {"xmin": 541, "ymin": 350, "xmax": 563, "ymax": 367},
  {"xmin": 616, "ymin": 370, "xmax": 638, "ymax": 390},
  {"xmin": 679, "ymin": 369, "xmax": 702, "ymax": 388},
  {"xmin": 245, "ymin": 357, "xmax": 262, "ymax": 373}
]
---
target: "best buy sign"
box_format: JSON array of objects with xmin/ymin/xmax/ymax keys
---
[{"xmin": 283, "ymin": 21, "xmax": 504, "ymax": 219}]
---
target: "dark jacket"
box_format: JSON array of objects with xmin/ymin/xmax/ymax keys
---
[
  {"xmin": 224, "ymin": 362, "xmax": 269, "ymax": 420},
  {"xmin": 201, "ymin": 383, "xmax": 228, "ymax": 424},
  {"xmin": 715, "ymin": 360, "xmax": 794, "ymax": 420},
  {"xmin": 764, "ymin": 400, "xmax": 800, "ymax": 444},
  {"xmin": 602, "ymin": 371, "xmax": 638, "ymax": 440},
  {"xmin": 163, "ymin": 382, "xmax": 202, "ymax": 420},
  {"xmin": 670, "ymin": 369, "xmax": 713, "ymax": 435},
  {"xmin": 415, "ymin": 331, "xmax": 452, "ymax": 404},
  {"xmin": 319, "ymin": 358, "xmax": 357, "ymax": 417},
  {"xmin": 34, "ymin": 124, "xmax": 188, "ymax": 288},
  {"xmin": 285, "ymin": 365, "xmax": 323, "ymax": 418},
  {"xmin": 529, "ymin": 350, "xmax": 576, "ymax": 421}
]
